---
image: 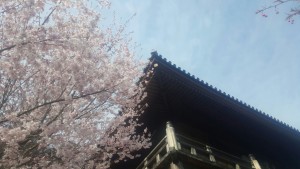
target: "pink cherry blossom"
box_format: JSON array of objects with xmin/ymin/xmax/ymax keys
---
[{"xmin": 0, "ymin": 0, "xmax": 151, "ymax": 168}]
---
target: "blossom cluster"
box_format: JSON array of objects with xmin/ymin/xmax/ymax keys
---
[{"xmin": 0, "ymin": 0, "xmax": 150, "ymax": 168}]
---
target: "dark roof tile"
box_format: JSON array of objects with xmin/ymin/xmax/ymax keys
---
[{"xmin": 150, "ymin": 51, "xmax": 299, "ymax": 133}]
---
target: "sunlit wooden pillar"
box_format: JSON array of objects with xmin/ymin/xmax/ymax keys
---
[
  {"xmin": 170, "ymin": 162, "xmax": 180, "ymax": 169},
  {"xmin": 144, "ymin": 158, "xmax": 148, "ymax": 169},
  {"xmin": 206, "ymin": 145, "xmax": 216, "ymax": 162},
  {"xmin": 166, "ymin": 122, "xmax": 184, "ymax": 169},
  {"xmin": 249, "ymin": 154, "xmax": 262, "ymax": 169},
  {"xmin": 166, "ymin": 121, "xmax": 178, "ymax": 151}
]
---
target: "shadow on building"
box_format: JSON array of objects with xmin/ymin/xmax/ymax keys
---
[{"xmin": 112, "ymin": 52, "xmax": 300, "ymax": 169}]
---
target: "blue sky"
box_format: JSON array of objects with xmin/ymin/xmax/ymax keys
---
[{"xmin": 108, "ymin": 0, "xmax": 300, "ymax": 130}]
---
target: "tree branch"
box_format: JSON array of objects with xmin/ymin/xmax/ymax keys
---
[
  {"xmin": 46, "ymin": 104, "xmax": 68, "ymax": 126},
  {"xmin": 0, "ymin": 3, "xmax": 22, "ymax": 14},
  {"xmin": 42, "ymin": 7, "xmax": 56, "ymax": 26},
  {"xmin": 256, "ymin": 0, "xmax": 300, "ymax": 20},
  {"xmin": 0, "ymin": 44, "xmax": 17, "ymax": 55},
  {"xmin": 17, "ymin": 89, "xmax": 108, "ymax": 117},
  {"xmin": 74, "ymin": 96, "xmax": 110, "ymax": 120},
  {"xmin": 40, "ymin": 105, "xmax": 52, "ymax": 124},
  {"xmin": 0, "ymin": 38, "xmax": 60, "ymax": 55},
  {"xmin": 0, "ymin": 79, "xmax": 17, "ymax": 111}
]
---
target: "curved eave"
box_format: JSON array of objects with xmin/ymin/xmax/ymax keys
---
[{"xmin": 149, "ymin": 51, "xmax": 300, "ymax": 136}]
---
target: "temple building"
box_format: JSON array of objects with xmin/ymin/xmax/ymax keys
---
[{"xmin": 112, "ymin": 52, "xmax": 300, "ymax": 169}]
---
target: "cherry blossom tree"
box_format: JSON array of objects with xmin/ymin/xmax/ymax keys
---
[
  {"xmin": 0, "ymin": 0, "xmax": 151, "ymax": 168},
  {"xmin": 257, "ymin": 0, "xmax": 300, "ymax": 23}
]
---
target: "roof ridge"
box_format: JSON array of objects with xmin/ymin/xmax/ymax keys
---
[{"xmin": 150, "ymin": 51, "xmax": 300, "ymax": 133}]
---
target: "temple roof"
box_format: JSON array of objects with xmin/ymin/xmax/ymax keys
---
[
  {"xmin": 148, "ymin": 51, "xmax": 299, "ymax": 134},
  {"xmin": 112, "ymin": 52, "xmax": 300, "ymax": 169}
]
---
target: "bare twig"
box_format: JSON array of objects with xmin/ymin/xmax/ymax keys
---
[{"xmin": 256, "ymin": 0, "xmax": 300, "ymax": 21}]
